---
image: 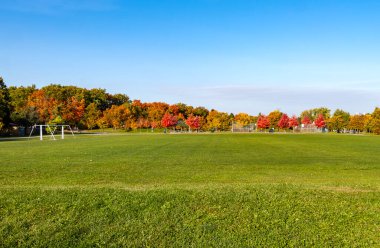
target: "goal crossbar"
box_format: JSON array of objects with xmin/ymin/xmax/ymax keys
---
[{"xmin": 29, "ymin": 124, "xmax": 75, "ymax": 141}]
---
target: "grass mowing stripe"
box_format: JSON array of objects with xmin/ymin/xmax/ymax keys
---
[
  {"xmin": 1, "ymin": 186, "xmax": 379, "ymax": 247},
  {"xmin": 1, "ymin": 133, "xmax": 380, "ymax": 246}
]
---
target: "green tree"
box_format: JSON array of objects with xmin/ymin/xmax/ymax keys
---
[
  {"xmin": 192, "ymin": 106, "xmax": 209, "ymax": 118},
  {"xmin": 370, "ymin": 107, "xmax": 380, "ymax": 134},
  {"xmin": 175, "ymin": 103, "xmax": 188, "ymax": 118},
  {"xmin": 83, "ymin": 103, "xmax": 101, "ymax": 129},
  {"xmin": 9, "ymin": 85, "xmax": 37, "ymax": 127},
  {"xmin": 85, "ymin": 88, "xmax": 109, "ymax": 111},
  {"xmin": 327, "ymin": 116, "xmax": 345, "ymax": 132},
  {"xmin": 0, "ymin": 77, "xmax": 11, "ymax": 128},
  {"xmin": 330, "ymin": 109, "xmax": 350, "ymax": 132},
  {"xmin": 314, "ymin": 107, "xmax": 331, "ymax": 119},
  {"xmin": 300, "ymin": 107, "xmax": 331, "ymax": 121},
  {"xmin": 107, "ymin": 93, "xmax": 130, "ymax": 107}
]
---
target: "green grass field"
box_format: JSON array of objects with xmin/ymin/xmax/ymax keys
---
[{"xmin": 1, "ymin": 133, "xmax": 379, "ymax": 247}]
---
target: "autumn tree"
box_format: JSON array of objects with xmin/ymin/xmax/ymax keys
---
[
  {"xmin": 331, "ymin": 109, "xmax": 350, "ymax": 132},
  {"xmin": 301, "ymin": 116, "xmax": 312, "ymax": 125},
  {"xmin": 7, "ymin": 80, "xmax": 380, "ymax": 135},
  {"xmin": 41, "ymin": 84, "xmax": 84, "ymax": 102},
  {"xmin": 370, "ymin": 107, "xmax": 380, "ymax": 134},
  {"xmin": 130, "ymin": 100, "xmax": 146, "ymax": 119},
  {"xmin": 150, "ymin": 120, "xmax": 160, "ymax": 131},
  {"xmin": 348, "ymin": 114, "xmax": 366, "ymax": 133},
  {"xmin": 136, "ymin": 117, "xmax": 150, "ymax": 131},
  {"xmin": 362, "ymin": 114, "xmax": 373, "ymax": 133},
  {"xmin": 314, "ymin": 114, "xmax": 326, "ymax": 129},
  {"xmin": 168, "ymin": 104, "xmax": 180, "ymax": 116},
  {"xmin": 206, "ymin": 110, "xmax": 231, "ymax": 131},
  {"xmin": 198, "ymin": 116, "xmax": 207, "ymax": 131},
  {"xmin": 185, "ymin": 114, "xmax": 200, "ymax": 132},
  {"xmin": 62, "ymin": 97, "xmax": 85, "ymax": 127},
  {"xmin": 257, "ymin": 115, "xmax": 270, "ymax": 130},
  {"xmin": 83, "ymin": 103, "xmax": 101, "ymax": 129},
  {"xmin": 175, "ymin": 103, "xmax": 188, "ymax": 118},
  {"xmin": 206, "ymin": 110, "xmax": 221, "ymax": 131},
  {"xmin": 288, "ymin": 115, "xmax": 299, "ymax": 131},
  {"xmin": 372, "ymin": 119, "xmax": 380, "ymax": 135},
  {"xmin": 161, "ymin": 112, "xmax": 177, "ymax": 131},
  {"xmin": 96, "ymin": 115, "xmax": 109, "ymax": 130},
  {"xmin": 27, "ymin": 90, "xmax": 60, "ymax": 124},
  {"xmin": 301, "ymin": 107, "xmax": 331, "ymax": 121},
  {"xmin": 147, "ymin": 102, "xmax": 169, "ymax": 126},
  {"xmin": 327, "ymin": 116, "xmax": 345, "ymax": 132},
  {"xmin": 277, "ymin": 114, "xmax": 290, "ymax": 130},
  {"xmin": 372, "ymin": 107, "xmax": 380, "ymax": 119},
  {"xmin": 268, "ymin": 110, "xmax": 282, "ymax": 129},
  {"xmin": 300, "ymin": 110, "xmax": 313, "ymax": 121},
  {"xmin": 185, "ymin": 105, "xmax": 194, "ymax": 117},
  {"xmin": 192, "ymin": 106, "xmax": 209, "ymax": 118},
  {"xmin": 102, "ymin": 105, "xmax": 131, "ymax": 129},
  {"xmin": 234, "ymin": 113, "xmax": 253, "ymax": 126}
]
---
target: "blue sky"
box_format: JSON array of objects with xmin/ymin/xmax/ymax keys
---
[{"xmin": 1, "ymin": 0, "xmax": 379, "ymax": 115}]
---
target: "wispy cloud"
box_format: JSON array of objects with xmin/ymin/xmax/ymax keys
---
[
  {"xmin": 0, "ymin": 0, "xmax": 119, "ymax": 14},
  {"xmin": 156, "ymin": 85, "xmax": 380, "ymax": 115}
]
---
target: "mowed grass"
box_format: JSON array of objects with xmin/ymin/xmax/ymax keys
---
[{"xmin": 0, "ymin": 133, "xmax": 379, "ymax": 246}]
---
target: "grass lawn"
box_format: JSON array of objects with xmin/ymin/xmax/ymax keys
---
[{"xmin": 1, "ymin": 133, "xmax": 379, "ymax": 246}]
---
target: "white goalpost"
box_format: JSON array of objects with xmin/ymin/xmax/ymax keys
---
[{"xmin": 29, "ymin": 124, "xmax": 75, "ymax": 141}]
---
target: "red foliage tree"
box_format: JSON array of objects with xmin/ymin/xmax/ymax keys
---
[
  {"xmin": 185, "ymin": 114, "xmax": 200, "ymax": 131},
  {"xmin": 288, "ymin": 115, "xmax": 299, "ymax": 129},
  {"xmin": 161, "ymin": 113, "xmax": 177, "ymax": 130},
  {"xmin": 257, "ymin": 115, "xmax": 270, "ymax": 130},
  {"xmin": 302, "ymin": 116, "xmax": 312, "ymax": 125},
  {"xmin": 277, "ymin": 114, "xmax": 290, "ymax": 130},
  {"xmin": 314, "ymin": 114, "xmax": 326, "ymax": 128}
]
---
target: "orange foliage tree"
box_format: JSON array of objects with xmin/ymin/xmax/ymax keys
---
[
  {"xmin": 27, "ymin": 90, "xmax": 59, "ymax": 123},
  {"xmin": 102, "ymin": 105, "xmax": 131, "ymax": 129},
  {"xmin": 62, "ymin": 97, "xmax": 85, "ymax": 126}
]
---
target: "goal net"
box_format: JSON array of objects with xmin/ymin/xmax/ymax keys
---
[{"xmin": 231, "ymin": 122, "xmax": 255, "ymax": 132}]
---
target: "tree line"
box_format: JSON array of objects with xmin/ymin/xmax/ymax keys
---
[{"xmin": 0, "ymin": 77, "xmax": 379, "ymax": 134}]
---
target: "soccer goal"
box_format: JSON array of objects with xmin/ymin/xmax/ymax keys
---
[
  {"xmin": 29, "ymin": 124, "xmax": 75, "ymax": 141},
  {"xmin": 231, "ymin": 122, "xmax": 256, "ymax": 132}
]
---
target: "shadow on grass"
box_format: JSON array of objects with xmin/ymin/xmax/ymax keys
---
[{"xmin": 0, "ymin": 136, "xmax": 32, "ymax": 142}]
